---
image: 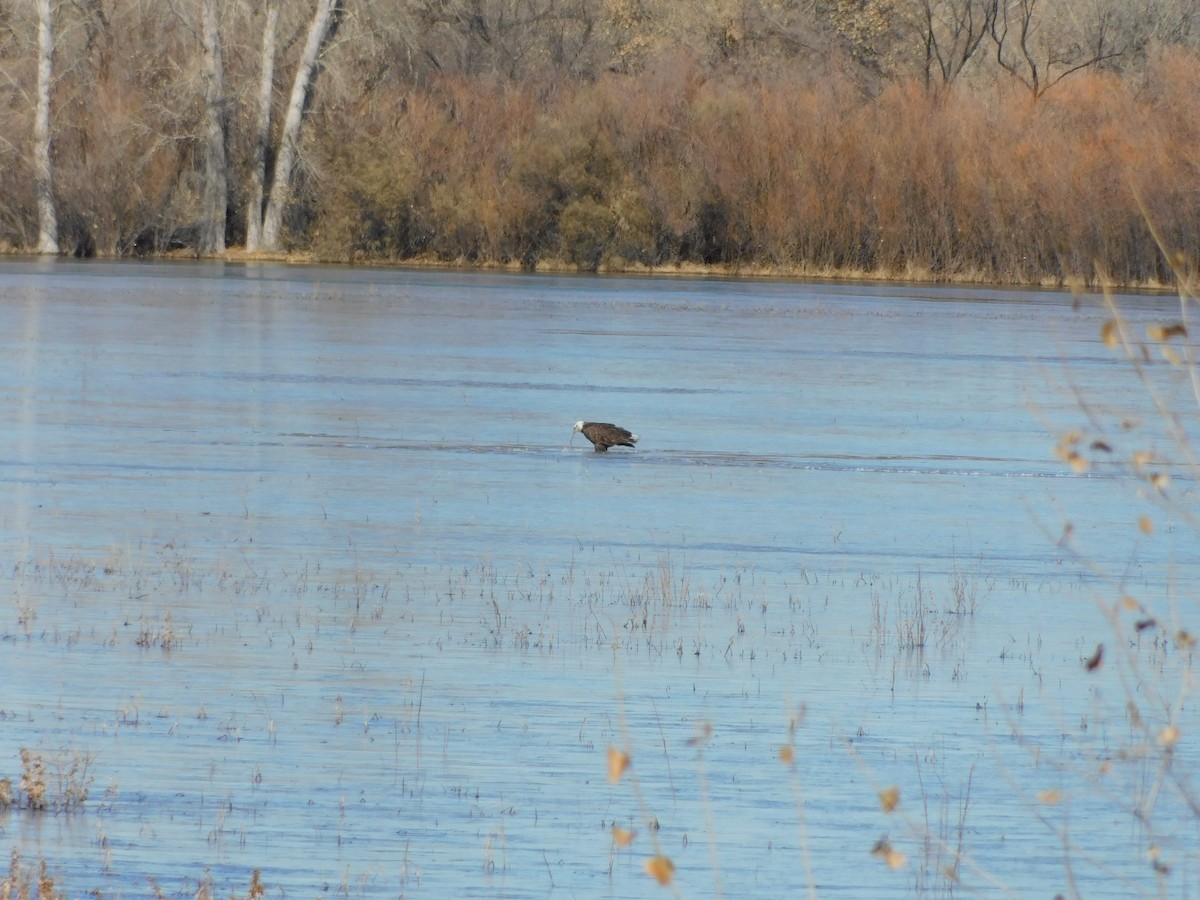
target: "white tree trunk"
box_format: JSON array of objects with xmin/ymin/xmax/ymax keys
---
[
  {"xmin": 259, "ymin": 0, "xmax": 342, "ymax": 252},
  {"xmin": 198, "ymin": 0, "xmax": 227, "ymax": 254},
  {"xmin": 34, "ymin": 0, "xmax": 59, "ymax": 255},
  {"xmin": 244, "ymin": 1, "xmax": 278, "ymax": 254}
]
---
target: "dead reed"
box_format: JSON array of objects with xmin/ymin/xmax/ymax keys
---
[{"xmin": 3, "ymin": 749, "xmax": 93, "ymax": 814}]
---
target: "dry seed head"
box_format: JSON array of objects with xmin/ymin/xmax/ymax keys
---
[
  {"xmin": 1158, "ymin": 726, "xmax": 1180, "ymax": 748},
  {"xmin": 871, "ymin": 837, "xmax": 907, "ymax": 870},
  {"xmin": 1127, "ymin": 701, "xmax": 1143, "ymax": 728},
  {"xmin": 1138, "ymin": 516, "xmax": 1153, "ymax": 535},
  {"xmin": 778, "ymin": 745, "xmax": 795, "ymax": 766},
  {"xmin": 686, "ymin": 721, "xmax": 713, "ymax": 747},
  {"xmin": 1177, "ymin": 630, "xmax": 1195, "ymax": 650},
  {"xmin": 607, "ymin": 747, "xmax": 631, "ymax": 783},
  {"xmin": 1146, "ymin": 322, "xmax": 1187, "ymax": 341},
  {"xmin": 643, "ymin": 855, "xmax": 675, "ymax": 885},
  {"xmin": 1101, "ymin": 319, "xmax": 1119, "ymax": 348},
  {"xmin": 612, "ymin": 826, "xmax": 636, "ymax": 847},
  {"xmin": 879, "ymin": 786, "xmax": 900, "ymax": 813},
  {"xmin": 1054, "ymin": 431, "xmax": 1082, "ymax": 460},
  {"xmin": 1037, "ymin": 789, "xmax": 1062, "ymax": 805},
  {"xmin": 791, "ymin": 703, "xmax": 808, "ymax": 731}
]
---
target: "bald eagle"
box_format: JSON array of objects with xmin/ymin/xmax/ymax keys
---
[{"xmin": 572, "ymin": 421, "xmax": 639, "ymax": 452}]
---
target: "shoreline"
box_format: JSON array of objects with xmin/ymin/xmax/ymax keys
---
[{"xmin": 1, "ymin": 246, "xmax": 1180, "ymax": 293}]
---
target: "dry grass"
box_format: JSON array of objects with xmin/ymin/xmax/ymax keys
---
[
  {"xmin": 1, "ymin": 749, "xmax": 93, "ymax": 815},
  {"xmin": 0, "ymin": 850, "xmax": 65, "ymax": 900}
]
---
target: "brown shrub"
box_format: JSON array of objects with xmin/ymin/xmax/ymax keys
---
[{"xmin": 1, "ymin": 0, "xmax": 1197, "ymax": 285}]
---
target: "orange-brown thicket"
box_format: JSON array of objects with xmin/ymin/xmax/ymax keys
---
[
  {"xmin": 313, "ymin": 49, "xmax": 1200, "ymax": 284},
  {"xmin": 2, "ymin": 13, "xmax": 1196, "ymax": 286}
]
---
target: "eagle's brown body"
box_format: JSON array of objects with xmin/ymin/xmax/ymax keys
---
[{"xmin": 572, "ymin": 421, "xmax": 639, "ymax": 452}]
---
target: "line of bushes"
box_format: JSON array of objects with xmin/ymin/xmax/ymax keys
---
[
  {"xmin": 309, "ymin": 50, "xmax": 1200, "ymax": 284},
  {"xmin": 2, "ymin": 21, "xmax": 1197, "ymax": 286}
]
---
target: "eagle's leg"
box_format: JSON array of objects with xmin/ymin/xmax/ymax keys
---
[{"xmin": 594, "ymin": 444, "xmax": 608, "ymax": 452}]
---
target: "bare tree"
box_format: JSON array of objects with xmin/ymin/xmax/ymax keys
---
[
  {"xmin": 34, "ymin": 0, "xmax": 59, "ymax": 254},
  {"xmin": 198, "ymin": 0, "xmax": 226, "ymax": 254},
  {"xmin": 244, "ymin": 1, "xmax": 279, "ymax": 254},
  {"xmin": 911, "ymin": 0, "xmax": 993, "ymax": 87},
  {"xmin": 990, "ymin": 0, "xmax": 1128, "ymax": 98},
  {"xmin": 413, "ymin": 0, "xmax": 604, "ymax": 78},
  {"xmin": 258, "ymin": 0, "xmax": 344, "ymax": 252}
]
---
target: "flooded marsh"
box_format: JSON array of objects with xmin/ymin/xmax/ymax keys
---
[{"xmin": 0, "ymin": 262, "xmax": 1197, "ymax": 897}]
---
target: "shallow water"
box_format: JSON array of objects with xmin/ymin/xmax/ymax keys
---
[{"xmin": 0, "ymin": 261, "xmax": 1197, "ymax": 897}]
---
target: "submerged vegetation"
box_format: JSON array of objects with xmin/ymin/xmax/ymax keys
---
[
  {"xmin": 0, "ymin": 0, "xmax": 1198, "ymax": 284},
  {"xmin": 600, "ymin": 259, "xmax": 1200, "ymax": 893},
  {"xmin": 3, "ymin": 515, "xmax": 1195, "ymax": 894}
]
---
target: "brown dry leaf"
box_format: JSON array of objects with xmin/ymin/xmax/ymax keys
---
[
  {"xmin": 612, "ymin": 826, "xmax": 636, "ymax": 847},
  {"xmin": 1089, "ymin": 440, "xmax": 1113, "ymax": 453},
  {"xmin": 879, "ymin": 786, "xmax": 900, "ymax": 813},
  {"xmin": 779, "ymin": 745, "xmax": 795, "ymax": 766},
  {"xmin": 1037, "ymin": 789, "xmax": 1062, "ymax": 805},
  {"xmin": 1084, "ymin": 644, "xmax": 1103, "ymax": 672},
  {"xmin": 607, "ymin": 747, "xmax": 630, "ymax": 783},
  {"xmin": 1138, "ymin": 516, "xmax": 1153, "ymax": 535},
  {"xmin": 1053, "ymin": 431, "xmax": 1083, "ymax": 462},
  {"xmin": 687, "ymin": 721, "xmax": 713, "ymax": 747},
  {"xmin": 1147, "ymin": 322, "xmax": 1187, "ymax": 341},
  {"xmin": 643, "ymin": 855, "xmax": 675, "ymax": 885},
  {"xmin": 871, "ymin": 838, "xmax": 907, "ymax": 870},
  {"xmin": 1101, "ymin": 319, "xmax": 1119, "ymax": 348},
  {"xmin": 1148, "ymin": 844, "xmax": 1163, "ymax": 862}
]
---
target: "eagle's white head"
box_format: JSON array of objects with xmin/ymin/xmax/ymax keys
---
[{"xmin": 572, "ymin": 421, "xmax": 585, "ymax": 434}]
